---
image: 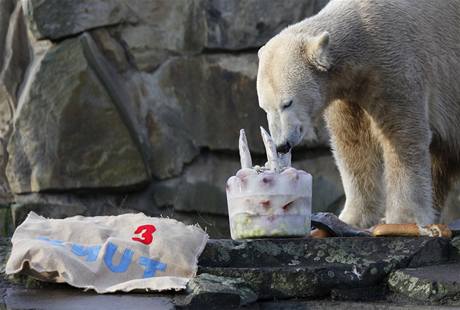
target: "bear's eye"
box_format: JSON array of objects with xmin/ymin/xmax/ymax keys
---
[{"xmin": 282, "ymin": 100, "xmax": 293, "ymax": 110}]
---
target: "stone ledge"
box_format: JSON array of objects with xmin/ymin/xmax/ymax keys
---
[
  {"xmin": 388, "ymin": 263, "xmax": 460, "ymax": 303},
  {"xmin": 1, "ymin": 236, "xmax": 459, "ymax": 308},
  {"xmin": 198, "ymin": 237, "xmax": 455, "ymax": 300},
  {"xmin": 177, "ymin": 273, "xmax": 257, "ymax": 308},
  {"xmin": 200, "ymin": 237, "xmax": 453, "ymax": 268}
]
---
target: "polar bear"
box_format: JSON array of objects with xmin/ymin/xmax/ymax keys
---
[{"xmin": 256, "ymin": 0, "xmax": 460, "ymax": 228}]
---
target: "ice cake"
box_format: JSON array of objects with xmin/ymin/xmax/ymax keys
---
[{"xmin": 226, "ymin": 127, "xmax": 312, "ymax": 240}]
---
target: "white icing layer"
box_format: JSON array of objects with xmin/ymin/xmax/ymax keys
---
[{"xmin": 226, "ymin": 168, "xmax": 312, "ymax": 239}]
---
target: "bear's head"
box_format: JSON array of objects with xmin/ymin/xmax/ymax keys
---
[{"xmin": 257, "ymin": 31, "xmax": 331, "ymax": 153}]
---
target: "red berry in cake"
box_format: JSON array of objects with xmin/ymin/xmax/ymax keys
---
[{"xmin": 260, "ymin": 200, "xmax": 271, "ymax": 209}]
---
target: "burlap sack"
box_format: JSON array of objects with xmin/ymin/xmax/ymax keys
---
[{"xmin": 6, "ymin": 212, "xmax": 209, "ymax": 293}]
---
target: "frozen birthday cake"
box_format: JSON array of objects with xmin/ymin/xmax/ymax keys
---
[{"xmin": 226, "ymin": 128, "xmax": 312, "ymax": 240}]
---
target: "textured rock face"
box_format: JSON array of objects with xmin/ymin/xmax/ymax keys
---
[
  {"xmin": 151, "ymin": 153, "xmax": 239, "ymax": 215},
  {"xmin": 0, "ymin": 1, "xmax": 30, "ymax": 134},
  {"xmin": 0, "ymin": 0, "xmax": 29, "ymax": 204},
  {"xmin": 388, "ymin": 264, "xmax": 460, "ymax": 303},
  {"xmin": 142, "ymin": 53, "xmax": 267, "ymax": 179},
  {"xmin": 117, "ymin": 0, "xmax": 205, "ymax": 72},
  {"xmin": 183, "ymin": 273, "xmax": 257, "ymax": 307},
  {"xmin": 204, "ymin": 0, "xmax": 325, "ymax": 50},
  {"xmin": 199, "ymin": 237, "xmax": 455, "ymax": 300},
  {"xmin": 115, "ymin": 0, "xmax": 330, "ymax": 70},
  {"xmin": 0, "ymin": 206, "xmax": 12, "ymax": 237},
  {"xmin": 153, "ymin": 54, "xmax": 263, "ymax": 153},
  {"xmin": 0, "ymin": 0, "xmax": 351, "ymax": 236},
  {"xmin": 2, "ymin": 236, "xmax": 459, "ymax": 307},
  {"xmin": 0, "ymin": 0, "xmax": 15, "ymax": 69},
  {"xmin": 6, "ymin": 36, "xmax": 148, "ymax": 193},
  {"xmin": 22, "ymin": 0, "xmax": 130, "ymax": 40}
]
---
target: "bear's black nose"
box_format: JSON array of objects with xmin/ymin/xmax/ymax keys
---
[{"xmin": 276, "ymin": 142, "xmax": 291, "ymax": 154}]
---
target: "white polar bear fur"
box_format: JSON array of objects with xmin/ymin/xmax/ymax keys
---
[{"xmin": 257, "ymin": 0, "xmax": 460, "ymax": 227}]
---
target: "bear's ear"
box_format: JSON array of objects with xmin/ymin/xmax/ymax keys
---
[{"xmin": 304, "ymin": 31, "xmax": 331, "ymax": 71}]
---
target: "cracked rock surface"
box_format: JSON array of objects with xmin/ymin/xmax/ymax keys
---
[
  {"xmin": 2, "ymin": 236, "xmax": 460, "ymax": 308},
  {"xmin": 198, "ymin": 237, "xmax": 455, "ymax": 299},
  {"xmin": 0, "ymin": 0, "xmax": 346, "ymax": 237}
]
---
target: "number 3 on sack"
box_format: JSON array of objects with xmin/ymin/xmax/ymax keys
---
[{"xmin": 132, "ymin": 224, "xmax": 156, "ymax": 245}]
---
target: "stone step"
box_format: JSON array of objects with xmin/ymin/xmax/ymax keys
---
[
  {"xmin": 388, "ymin": 263, "xmax": 460, "ymax": 303},
  {"xmin": 201, "ymin": 237, "xmax": 453, "ymax": 268},
  {"xmin": 2, "ymin": 287, "xmax": 175, "ymax": 310},
  {"xmin": 258, "ymin": 300, "xmax": 458, "ymax": 310},
  {"xmin": 176, "ymin": 273, "xmax": 257, "ymax": 308},
  {"xmin": 198, "ymin": 266, "xmax": 356, "ymax": 299},
  {"xmin": 198, "ymin": 237, "xmax": 455, "ymax": 299},
  {"xmin": 1, "ymin": 236, "xmax": 459, "ymax": 307}
]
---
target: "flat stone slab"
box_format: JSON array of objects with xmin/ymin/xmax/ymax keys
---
[
  {"xmin": 200, "ymin": 238, "xmax": 454, "ymax": 268},
  {"xmin": 2, "ymin": 287, "xmax": 175, "ymax": 310},
  {"xmin": 388, "ymin": 263, "xmax": 460, "ymax": 303},
  {"xmin": 177, "ymin": 273, "xmax": 257, "ymax": 308},
  {"xmin": 258, "ymin": 300, "xmax": 459, "ymax": 310},
  {"xmin": 199, "ymin": 237, "xmax": 454, "ymax": 299},
  {"xmin": 1, "ymin": 236, "xmax": 458, "ymax": 307}
]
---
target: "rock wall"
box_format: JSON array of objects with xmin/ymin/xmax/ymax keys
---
[{"xmin": 0, "ymin": 0, "xmax": 345, "ymax": 237}]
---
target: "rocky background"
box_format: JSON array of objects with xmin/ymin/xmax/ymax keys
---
[{"xmin": 0, "ymin": 0, "xmax": 458, "ymax": 238}]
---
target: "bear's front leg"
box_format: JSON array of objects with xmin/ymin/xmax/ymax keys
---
[
  {"xmin": 380, "ymin": 123, "xmax": 436, "ymax": 225},
  {"xmin": 325, "ymin": 100, "xmax": 385, "ymax": 228}
]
